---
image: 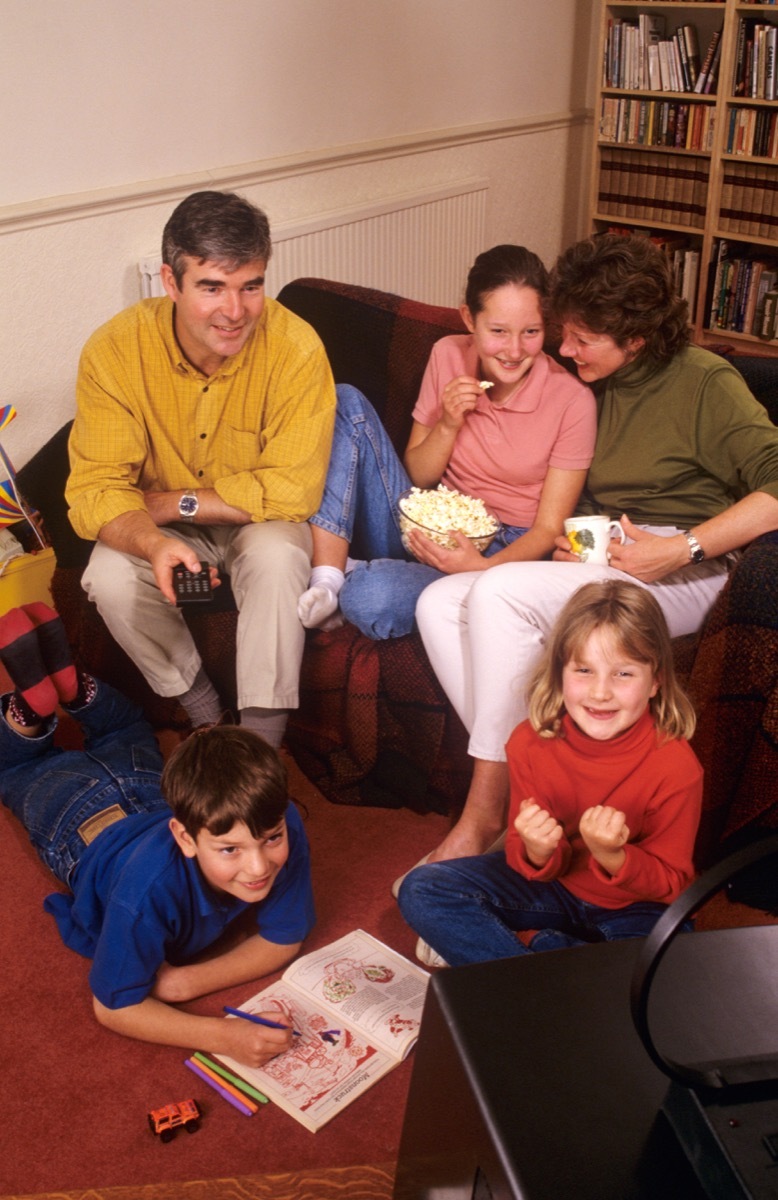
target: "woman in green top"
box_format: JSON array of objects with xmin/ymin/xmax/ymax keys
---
[{"xmin": 402, "ymin": 233, "xmax": 778, "ymax": 874}]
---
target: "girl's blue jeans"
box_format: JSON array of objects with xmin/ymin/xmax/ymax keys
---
[
  {"xmin": 312, "ymin": 384, "xmax": 526, "ymax": 640},
  {"xmin": 397, "ymin": 851, "xmax": 669, "ymax": 967},
  {"xmin": 0, "ymin": 681, "xmax": 166, "ymax": 888}
]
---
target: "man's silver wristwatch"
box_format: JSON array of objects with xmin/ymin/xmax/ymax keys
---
[
  {"xmin": 683, "ymin": 530, "xmax": 705, "ymax": 565},
  {"xmin": 178, "ymin": 491, "xmax": 199, "ymax": 523}
]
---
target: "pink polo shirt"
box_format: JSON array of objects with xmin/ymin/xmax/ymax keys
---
[{"xmin": 412, "ymin": 335, "xmax": 597, "ymax": 527}]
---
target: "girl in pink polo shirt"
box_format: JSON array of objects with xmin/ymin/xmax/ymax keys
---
[{"xmin": 297, "ymin": 245, "xmax": 596, "ymax": 641}]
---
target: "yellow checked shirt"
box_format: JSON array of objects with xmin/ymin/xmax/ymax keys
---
[{"xmin": 66, "ymin": 296, "xmax": 336, "ymax": 540}]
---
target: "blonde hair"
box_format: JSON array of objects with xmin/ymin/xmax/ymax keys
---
[{"xmin": 527, "ymin": 580, "xmax": 696, "ymax": 741}]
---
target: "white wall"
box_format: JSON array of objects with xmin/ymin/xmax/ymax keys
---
[{"xmin": 1, "ymin": 0, "xmax": 596, "ymax": 469}]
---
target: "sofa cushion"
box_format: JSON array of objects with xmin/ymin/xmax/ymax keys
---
[{"xmin": 277, "ymin": 278, "xmax": 466, "ymax": 456}]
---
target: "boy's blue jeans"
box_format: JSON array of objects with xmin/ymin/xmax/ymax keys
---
[
  {"xmin": 312, "ymin": 384, "xmax": 526, "ymax": 639},
  {"xmin": 0, "ymin": 681, "xmax": 166, "ymax": 888},
  {"xmin": 397, "ymin": 852, "xmax": 668, "ymax": 967}
]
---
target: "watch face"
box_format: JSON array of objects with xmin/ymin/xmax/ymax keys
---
[{"xmin": 179, "ymin": 494, "xmax": 198, "ymax": 518}]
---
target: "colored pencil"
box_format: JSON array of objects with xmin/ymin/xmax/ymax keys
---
[
  {"xmin": 193, "ymin": 1051, "xmax": 269, "ymax": 1104},
  {"xmin": 184, "ymin": 1058, "xmax": 255, "ymax": 1116}
]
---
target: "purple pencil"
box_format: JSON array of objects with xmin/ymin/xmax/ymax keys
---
[{"xmin": 184, "ymin": 1057, "xmax": 255, "ymax": 1117}]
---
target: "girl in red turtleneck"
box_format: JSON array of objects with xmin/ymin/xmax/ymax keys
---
[{"xmin": 398, "ymin": 579, "xmax": 702, "ymax": 968}]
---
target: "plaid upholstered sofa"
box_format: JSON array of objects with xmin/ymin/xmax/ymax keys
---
[{"xmin": 16, "ymin": 277, "xmax": 778, "ymax": 869}]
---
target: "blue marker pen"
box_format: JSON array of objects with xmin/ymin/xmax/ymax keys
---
[{"xmin": 224, "ymin": 1005, "xmax": 301, "ymax": 1036}]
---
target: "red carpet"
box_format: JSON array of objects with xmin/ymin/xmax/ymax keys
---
[
  {"xmin": 1, "ymin": 700, "xmax": 772, "ymax": 1199},
  {"xmin": 0, "ymin": 709, "xmax": 448, "ymax": 1197}
]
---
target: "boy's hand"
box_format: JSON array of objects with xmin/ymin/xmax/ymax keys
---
[
  {"xmin": 579, "ymin": 805, "xmax": 629, "ymax": 875},
  {"xmin": 223, "ymin": 1010, "xmax": 295, "ymax": 1069},
  {"xmin": 514, "ymin": 798, "xmax": 563, "ymax": 867}
]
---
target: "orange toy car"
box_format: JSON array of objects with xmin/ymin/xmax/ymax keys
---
[{"xmin": 147, "ymin": 1098, "xmax": 201, "ymax": 1142}]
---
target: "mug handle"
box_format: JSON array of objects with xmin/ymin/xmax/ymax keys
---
[{"xmin": 608, "ymin": 520, "xmax": 627, "ymax": 545}]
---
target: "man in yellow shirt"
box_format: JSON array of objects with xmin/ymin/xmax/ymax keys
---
[{"xmin": 66, "ymin": 190, "xmax": 336, "ymax": 747}]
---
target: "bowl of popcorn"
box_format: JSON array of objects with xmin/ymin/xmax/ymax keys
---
[{"xmin": 397, "ymin": 486, "xmax": 501, "ymax": 555}]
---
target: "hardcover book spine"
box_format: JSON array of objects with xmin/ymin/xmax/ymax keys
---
[
  {"xmin": 676, "ymin": 28, "xmax": 692, "ymax": 92},
  {"xmin": 683, "ymin": 25, "xmax": 701, "ymax": 91},
  {"xmin": 708, "ymin": 239, "xmax": 728, "ymax": 329},
  {"xmin": 743, "ymin": 260, "xmax": 764, "ymax": 335},
  {"xmin": 694, "ymin": 27, "xmax": 721, "ymax": 95},
  {"xmin": 754, "ymin": 268, "xmax": 778, "ymax": 334},
  {"xmin": 703, "ymin": 32, "xmax": 723, "ymax": 95},
  {"xmin": 766, "ymin": 26, "xmax": 776, "ymax": 100},
  {"xmin": 762, "ymin": 166, "xmax": 778, "ymax": 241},
  {"xmin": 760, "ymin": 289, "xmax": 778, "ymax": 340},
  {"xmin": 718, "ymin": 166, "xmax": 737, "ymax": 232}
]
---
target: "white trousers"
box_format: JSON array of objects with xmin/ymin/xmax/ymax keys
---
[
  {"xmin": 82, "ymin": 521, "xmax": 312, "ymax": 710},
  {"xmin": 416, "ymin": 531, "xmax": 730, "ymax": 763}
]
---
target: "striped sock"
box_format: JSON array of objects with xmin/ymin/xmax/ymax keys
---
[
  {"xmin": 0, "ymin": 608, "xmax": 58, "ymax": 718},
  {"xmin": 24, "ymin": 602, "xmax": 78, "ymax": 703}
]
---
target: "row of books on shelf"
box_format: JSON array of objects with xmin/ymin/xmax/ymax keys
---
[
  {"xmin": 708, "ymin": 242, "xmax": 778, "ymax": 340},
  {"xmin": 733, "ymin": 18, "xmax": 777, "ymax": 100},
  {"xmin": 725, "ymin": 105, "xmax": 778, "ymax": 159},
  {"xmin": 603, "ymin": 16, "xmax": 721, "ymax": 95},
  {"xmin": 597, "ymin": 148, "xmax": 709, "ymax": 228},
  {"xmin": 719, "ymin": 161, "xmax": 778, "ymax": 239},
  {"xmin": 599, "ymin": 96, "xmax": 715, "ymax": 151},
  {"xmin": 600, "ymin": 227, "xmax": 701, "ymax": 323}
]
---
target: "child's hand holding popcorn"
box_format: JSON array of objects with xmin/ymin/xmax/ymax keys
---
[{"xmin": 439, "ymin": 376, "xmax": 493, "ymax": 433}]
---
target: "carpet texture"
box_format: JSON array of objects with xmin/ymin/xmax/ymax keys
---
[
  {"xmin": 0, "ymin": 1161, "xmax": 396, "ymax": 1200},
  {"xmin": 2, "ymin": 692, "xmax": 773, "ymax": 1198},
  {"xmin": 0, "ymin": 705, "xmax": 448, "ymax": 1197}
]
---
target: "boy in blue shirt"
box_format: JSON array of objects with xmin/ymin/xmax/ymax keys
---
[{"xmin": 0, "ymin": 604, "xmax": 314, "ymax": 1067}]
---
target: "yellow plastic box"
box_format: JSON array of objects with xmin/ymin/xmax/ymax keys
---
[{"xmin": 0, "ymin": 548, "xmax": 56, "ymax": 614}]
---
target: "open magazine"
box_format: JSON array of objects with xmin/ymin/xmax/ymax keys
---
[{"xmin": 210, "ymin": 929, "xmax": 430, "ymax": 1131}]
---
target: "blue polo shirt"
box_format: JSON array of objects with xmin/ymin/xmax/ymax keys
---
[{"xmin": 43, "ymin": 801, "xmax": 314, "ymax": 1009}]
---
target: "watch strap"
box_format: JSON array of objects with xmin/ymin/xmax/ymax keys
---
[
  {"xmin": 683, "ymin": 530, "xmax": 704, "ymax": 564},
  {"xmin": 178, "ymin": 491, "xmax": 199, "ymax": 523}
]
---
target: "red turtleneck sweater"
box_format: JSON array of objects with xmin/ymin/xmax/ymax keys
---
[{"xmin": 505, "ymin": 709, "xmax": 702, "ymax": 908}]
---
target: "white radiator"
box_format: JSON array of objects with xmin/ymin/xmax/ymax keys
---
[{"xmin": 139, "ymin": 180, "xmax": 489, "ymax": 307}]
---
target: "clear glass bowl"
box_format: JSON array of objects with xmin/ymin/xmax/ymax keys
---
[{"xmin": 397, "ymin": 488, "xmax": 501, "ymax": 556}]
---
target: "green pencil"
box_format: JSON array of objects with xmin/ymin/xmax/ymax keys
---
[{"xmin": 193, "ymin": 1050, "xmax": 270, "ymax": 1104}]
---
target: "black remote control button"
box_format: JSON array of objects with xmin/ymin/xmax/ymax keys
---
[{"xmin": 173, "ymin": 564, "xmax": 213, "ymax": 604}]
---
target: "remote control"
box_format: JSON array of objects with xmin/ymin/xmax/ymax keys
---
[{"xmin": 173, "ymin": 564, "xmax": 213, "ymax": 604}]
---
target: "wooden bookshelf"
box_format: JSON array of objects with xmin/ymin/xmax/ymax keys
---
[{"xmin": 589, "ymin": 1, "xmax": 778, "ymax": 354}]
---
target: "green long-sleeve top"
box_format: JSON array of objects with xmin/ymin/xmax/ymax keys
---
[{"xmin": 577, "ymin": 345, "xmax": 778, "ymax": 527}]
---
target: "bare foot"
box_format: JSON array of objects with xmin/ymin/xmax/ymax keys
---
[{"xmin": 426, "ymin": 757, "xmax": 510, "ymax": 862}]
